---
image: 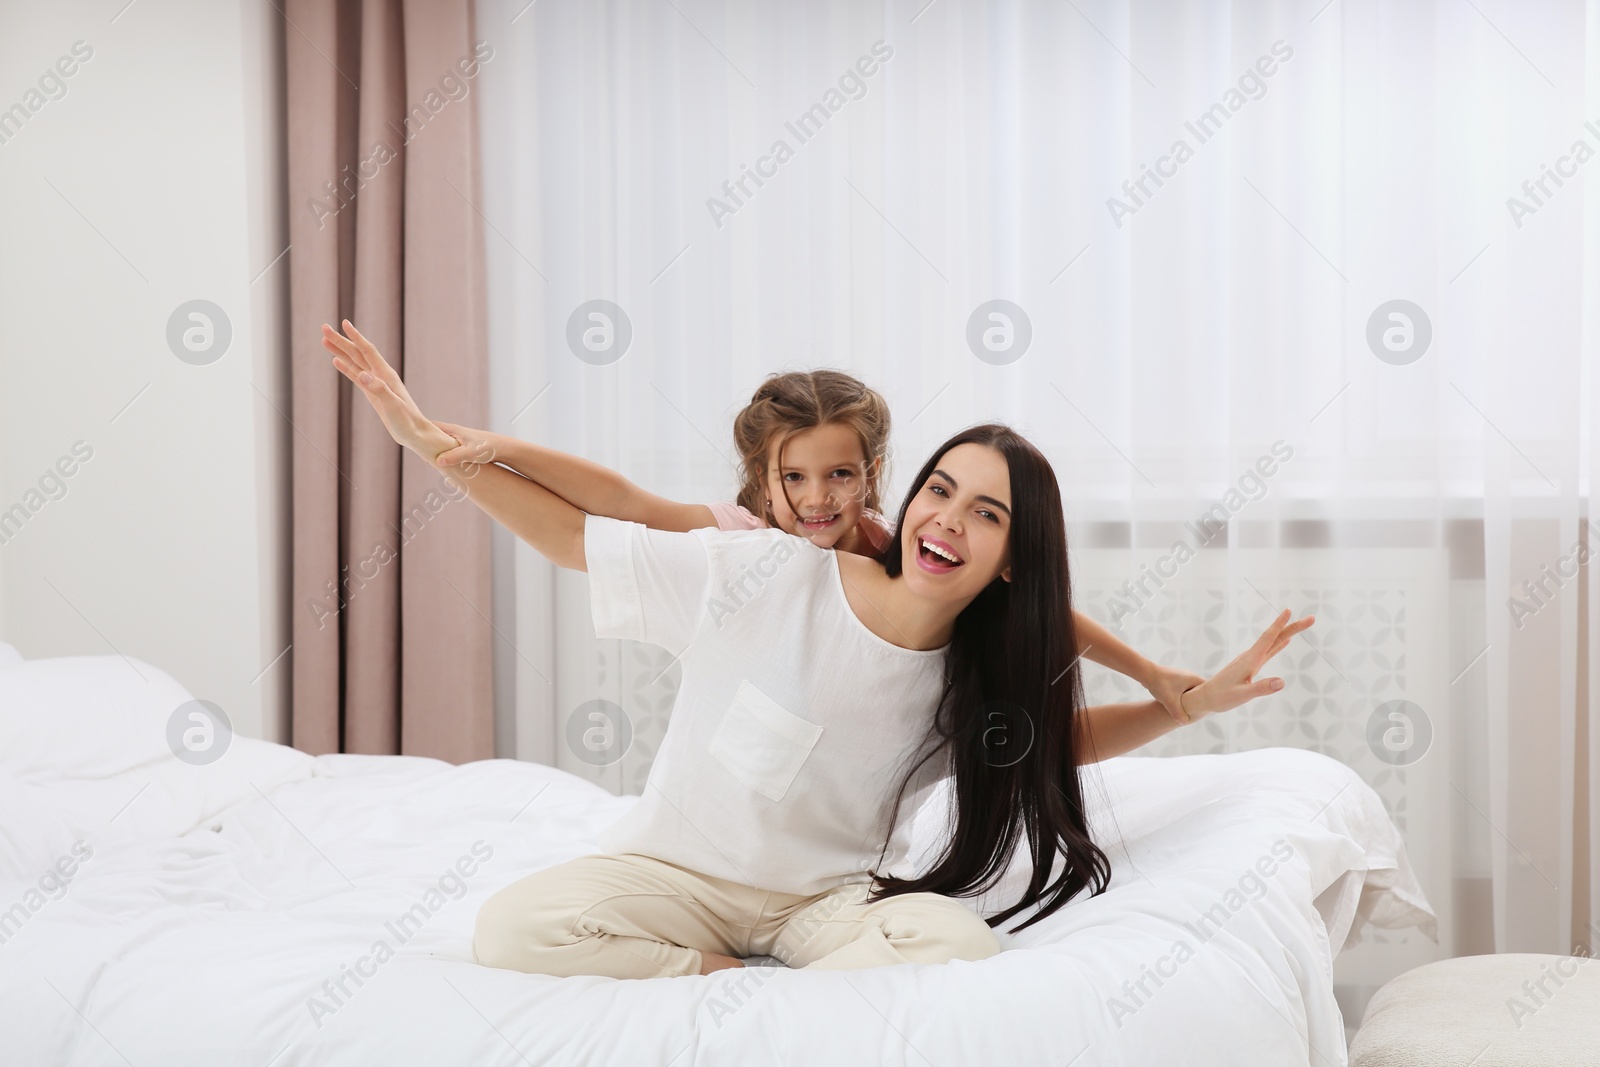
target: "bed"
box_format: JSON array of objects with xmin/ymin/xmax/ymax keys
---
[{"xmin": 0, "ymin": 646, "xmax": 1436, "ymax": 1066}]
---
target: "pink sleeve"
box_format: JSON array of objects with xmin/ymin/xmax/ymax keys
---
[
  {"xmin": 861, "ymin": 509, "xmax": 897, "ymax": 553},
  {"xmin": 705, "ymin": 500, "xmax": 767, "ymax": 531}
]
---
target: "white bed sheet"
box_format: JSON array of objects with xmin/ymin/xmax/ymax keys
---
[{"xmin": 0, "ymin": 650, "xmax": 1435, "ymax": 1067}]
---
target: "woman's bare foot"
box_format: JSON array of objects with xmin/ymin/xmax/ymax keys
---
[{"xmin": 698, "ymin": 951, "xmax": 745, "ymax": 975}]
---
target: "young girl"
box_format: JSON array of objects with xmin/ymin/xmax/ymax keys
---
[
  {"xmin": 425, "ymin": 364, "xmax": 1205, "ymax": 725},
  {"xmin": 325, "ymin": 321, "xmax": 1311, "ymax": 978}
]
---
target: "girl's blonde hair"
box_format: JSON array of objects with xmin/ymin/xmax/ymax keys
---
[{"xmin": 731, "ymin": 370, "xmax": 891, "ymax": 519}]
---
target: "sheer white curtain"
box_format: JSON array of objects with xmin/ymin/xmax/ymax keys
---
[{"xmin": 472, "ymin": 0, "xmax": 1598, "ymax": 991}]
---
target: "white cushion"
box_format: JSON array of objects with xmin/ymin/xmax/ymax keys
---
[{"xmin": 1351, "ymin": 953, "xmax": 1600, "ymax": 1065}]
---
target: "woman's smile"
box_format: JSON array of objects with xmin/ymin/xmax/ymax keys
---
[{"xmin": 914, "ymin": 534, "xmax": 965, "ymax": 573}]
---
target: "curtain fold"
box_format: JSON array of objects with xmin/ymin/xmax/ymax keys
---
[{"xmin": 285, "ymin": 0, "xmax": 493, "ymax": 763}]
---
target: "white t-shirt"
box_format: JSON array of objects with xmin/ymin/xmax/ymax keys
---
[{"xmin": 584, "ymin": 515, "xmax": 951, "ymax": 896}]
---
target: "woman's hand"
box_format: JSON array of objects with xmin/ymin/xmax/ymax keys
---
[
  {"xmin": 1178, "ymin": 608, "xmax": 1314, "ymax": 722},
  {"xmin": 1143, "ymin": 663, "xmax": 1207, "ymax": 725},
  {"xmin": 322, "ymin": 320, "xmax": 459, "ymax": 464},
  {"xmin": 433, "ymin": 421, "xmax": 499, "ymax": 470}
]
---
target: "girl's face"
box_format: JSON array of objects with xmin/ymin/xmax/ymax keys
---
[
  {"xmin": 898, "ymin": 443, "xmax": 1013, "ymax": 603},
  {"xmin": 763, "ymin": 423, "xmax": 872, "ymax": 548}
]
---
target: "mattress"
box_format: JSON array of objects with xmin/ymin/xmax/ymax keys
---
[{"xmin": 0, "ymin": 647, "xmax": 1436, "ymax": 1066}]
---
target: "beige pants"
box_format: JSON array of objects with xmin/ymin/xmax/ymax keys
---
[{"xmin": 472, "ymin": 852, "xmax": 1002, "ymax": 979}]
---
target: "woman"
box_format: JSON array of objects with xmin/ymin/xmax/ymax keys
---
[{"xmin": 326, "ymin": 321, "xmax": 1312, "ymax": 978}]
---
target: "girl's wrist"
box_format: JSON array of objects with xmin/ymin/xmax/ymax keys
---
[
  {"xmin": 481, "ymin": 430, "xmax": 510, "ymax": 464},
  {"xmin": 419, "ymin": 426, "xmax": 461, "ymax": 466},
  {"xmin": 1134, "ymin": 658, "xmax": 1161, "ymax": 690}
]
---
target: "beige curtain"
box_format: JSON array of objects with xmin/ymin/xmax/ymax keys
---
[{"xmin": 284, "ymin": 0, "xmax": 493, "ymax": 762}]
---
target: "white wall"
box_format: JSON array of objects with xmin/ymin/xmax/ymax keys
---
[{"xmin": 0, "ymin": 0, "xmax": 290, "ymax": 743}]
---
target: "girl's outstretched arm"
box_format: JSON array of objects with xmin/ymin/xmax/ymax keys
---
[
  {"xmin": 1073, "ymin": 610, "xmax": 1205, "ymax": 725},
  {"xmin": 434, "ymin": 422, "xmax": 717, "ymax": 534},
  {"xmin": 323, "ymin": 321, "xmax": 586, "ymax": 570},
  {"xmin": 1075, "ymin": 608, "xmax": 1313, "ymax": 763}
]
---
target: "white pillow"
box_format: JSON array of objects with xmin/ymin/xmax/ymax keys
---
[
  {"xmin": 0, "ymin": 641, "xmax": 24, "ymax": 671},
  {"xmin": 0, "ymin": 654, "xmax": 315, "ymax": 843},
  {"xmin": 900, "ymin": 747, "xmax": 1437, "ymax": 951}
]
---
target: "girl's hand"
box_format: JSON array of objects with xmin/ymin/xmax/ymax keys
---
[
  {"xmin": 433, "ymin": 421, "xmax": 499, "ymax": 470},
  {"xmin": 322, "ymin": 320, "xmax": 458, "ymax": 463},
  {"xmin": 1144, "ymin": 664, "xmax": 1207, "ymax": 725},
  {"xmin": 1178, "ymin": 609, "xmax": 1314, "ymax": 722}
]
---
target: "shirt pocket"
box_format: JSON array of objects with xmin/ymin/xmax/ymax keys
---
[{"xmin": 708, "ymin": 679, "xmax": 824, "ymax": 803}]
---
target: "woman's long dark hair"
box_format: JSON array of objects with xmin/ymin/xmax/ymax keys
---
[{"xmin": 864, "ymin": 424, "xmax": 1111, "ymax": 933}]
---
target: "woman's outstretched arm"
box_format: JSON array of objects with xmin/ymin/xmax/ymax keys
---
[
  {"xmin": 1073, "ymin": 610, "xmax": 1205, "ymax": 726},
  {"xmin": 1075, "ymin": 698, "xmax": 1189, "ymax": 764},
  {"xmin": 440, "ymin": 452, "xmax": 587, "ymax": 571},
  {"xmin": 323, "ymin": 320, "xmax": 586, "ymax": 570},
  {"xmin": 1075, "ymin": 608, "xmax": 1313, "ymax": 763}
]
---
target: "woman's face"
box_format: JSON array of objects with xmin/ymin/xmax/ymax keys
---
[
  {"xmin": 898, "ymin": 442, "xmax": 1013, "ymax": 603},
  {"xmin": 763, "ymin": 423, "xmax": 871, "ymax": 547}
]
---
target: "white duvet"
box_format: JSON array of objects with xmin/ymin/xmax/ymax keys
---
[{"xmin": 0, "ymin": 649, "xmax": 1435, "ymax": 1067}]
